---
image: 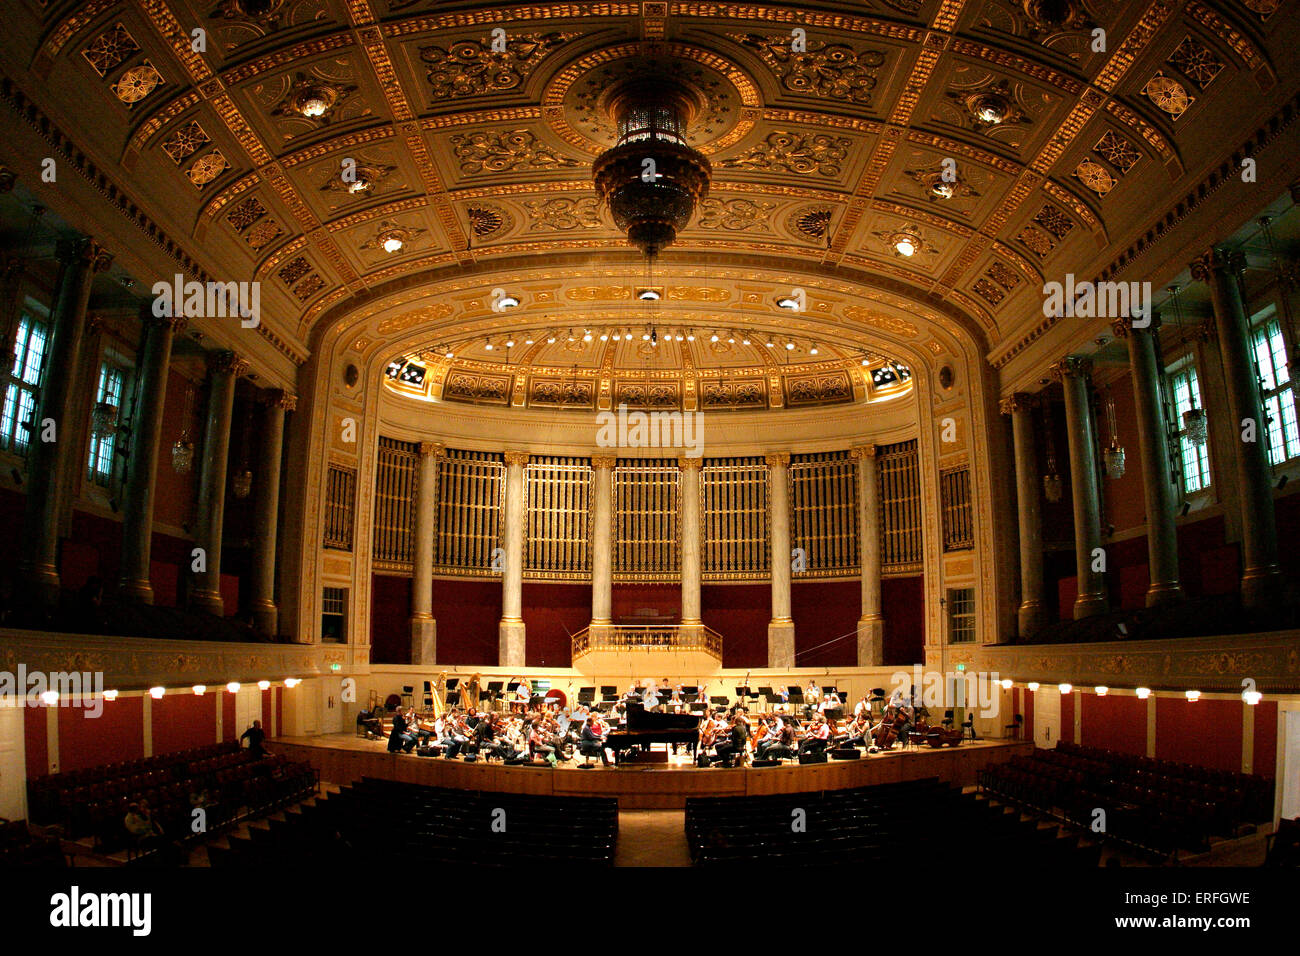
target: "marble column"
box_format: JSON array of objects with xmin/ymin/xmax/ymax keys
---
[
  {"xmin": 852, "ymin": 444, "xmax": 884, "ymax": 665},
  {"xmin": 1114, "ymin": 316, "xmax": 1184, "ymax": 606},
  {"xmin": 767, "ymin": 452, "xmax": 795, "ymax": 668},
  {"xmin": 1054, "ymin": 357, "xmax": 1108, "ymax": 618},
  {"xmin": 410, "ymin": 441, "xmax": 441, "ymax": 663},
  {"xmin": 190, "ymin": 350, "xmax": 247, "ymax": 616},
  {"xmin": 590, "ymin": 456, "xmax": 615, "ymax": 632},
  {"xmin": 251, "ymin": 389, "xmax": 294, "ymax": 636},
  {"xmin": 679, "ymin": 456, "xmax": 702, "ymax": 629},
  {"xmin": 19, "ymin": 236, "xmax": 111, "ymax": 607},
  {"xmin": 498, "ymin": 451, "xmax": 528, "ymax": 667},
  {"xmin": 1191, "ymin": 247, "xmax": 1285, "ymax": 608},
  {"xmin": 118, "ymin": 310, "xmax": 185, "ymax": 604},
  {"xmin": 1002, "ymin": 393, "xmax": 1047, "ymax": 635}
]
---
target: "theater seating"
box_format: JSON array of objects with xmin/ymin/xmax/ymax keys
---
[
  {"xmin": 978, "ymin": 742, "xmax": 1274, "ymax": 860},
  {"xmin": 207, "ymin": 777, "xmax": 618, "ymax": 867},
  {"xmin": 685, "ymin": 777, "xmax": 1102, "ymax": 867},
  {"xmin": 0, "ymin": 818, "xmax": 64, "ymax": 866}
]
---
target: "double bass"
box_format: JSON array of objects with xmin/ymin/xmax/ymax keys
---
[{"xmin": 872, "ymin": 706, "xmax": 908, "ymax": 749}]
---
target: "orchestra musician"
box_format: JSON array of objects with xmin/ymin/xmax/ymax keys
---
[
  {"xmin": 803, "ymin": 679, "xmax": 820, "ymax": 718},
  {"xmin": 798, "ymin": 713, "xmax": 831, "ymax": 756},
  {"xmin": 580, "ymin": 712, "xmax": 610, "ymax": 766}
]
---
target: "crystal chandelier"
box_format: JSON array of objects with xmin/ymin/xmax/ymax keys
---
[
  {"xmin": 232, "ymin": 469, "xmax": 253, "ymax": 499},
  {"xmin": 592, "ymin": 79, "xmax": 712, "ymax": 259},
  {"xmin": 172, "ymin": 384, "xmax": 196, "ymax": 474},
  {"xmin": 1182, "ymin": 406, "xmax": 1208, "ymax": 445},
  {"xmin": 91, "ymin": 401, "xmax": 118, "ymax": 439}
]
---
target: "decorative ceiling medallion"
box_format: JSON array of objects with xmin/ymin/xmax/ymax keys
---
[
  {"xmin": 696, "ymin": 197, "xmax": 776, "ymax": 232},
  {"xmin": 732, "ymin": 33, "xmax": 886, "ymax": 106},
  {"xmin": 113, "ymin": 62, "xmax": 163, "ymax": 104},
  {"xmin": 1141, "ymin": 72, "xmax": 1193, "ymax": 119},
  {"xmin": 1032, "ymin": 204, "xmax": 1074, "ymax": 240},
  {"xmin": 83, "ymin": 23, "xmax": 139, "ymax": 77},
  {"xmin": 1241, "ymin": 0, "xmax": 1279, "ymax": 19},
  {"xmin": 292, "ymin": 274, "xmax": 325, "ymax": 301},
  {"xmin": 466, "ymin": 204, "xmax": 511, "ymax": 239},
  {"xmin": 226, "ymin": 195, "xmax": 268, "ymax": 231},
  {"xmin": 530, "ymin": 379, "xmax": 594, "ymax": 408},
  {"xmin": 789, "ymin": 205, "xmax": 836, "ymax": 242},
  {"xmin": 1073, "ymin": 158, "xmax": 1116, "ymax": 196},
  {"xmin": 523, "ymin": 196, "xmax": 602, "ymax": 232},
  {"xmin": 842, "ymin": 306, "xmax": 920, "ymax": 338},
  {"xmin": 614, "ymin": 381, "xmax": 681, "ymax": 409},
  {"xmin": 701, "ymin": 380, "xmax": 766, "ymax": 410},
  {"xmin": 786, "ymin": 373, "xmax": 852, "ymax": 407},
  {"xmin": 271, "ymin": 71, "xmax": 356, "ymax": 123},
  {"xmin": 1017, "ymin": 225, "xmax": 1056, "ymax": 258},
  {"xmin": 161, "ymin": 120, "xmax": 211, "ymax": 164},
  {"xmin": 972, "ymin": 277, "xmax": 1006, "ymax": 306},
  {"xmin": 871, "ymin": 227, "xmax": 936, "ymax": 259},
  {"xmin": 985, "ymin": 261, "xmax": 1021, "ymax": 290},
  {"xmin": 1093, "ymin": 130, "xmax": 1141, "ymax": 173},
  {"xmin": 359, "ymin": 220, "xmax": 427, "ymax": 254},
  {"xmin": 1019, "ymin": 0, "xmax": 1092, "ymax": 32},
  {"xmin": 419, "ymin": 33, "xmax": 576, "ymax": 101},
  {"xmin": 320, "ymin": 160, "xmax": 395, "ymax": 193},
  {"xmin": 1167, "ymin": 36, "xmax": 1224, "ymax": 90},
  {"xmin": 543, "ymin": 43, "xmax": 754, "ymax": 156},
  {"xmin": 278, "ymin": 255, "xmax": 312, "ymax": 285},
  {"xmin": 186, "ymin": 150, "xmax": 229, "ymax": 188},
  {"xmin": 946, "ymin": 80, "xmax": 1029, "ymax": 132},
  {"xmin": 245, "ymin": 218, "xmax": 285, "ymax": 250},
  {"xmin": 717, "ymin": 131, "xmax": 853, "ymax": 178},
  {"xmin": 449, "ymin": 129, "xmax": 582, "ymax": 177},
  {"xmin": 904, "ymin": 164, "xmax": 982, "ymax": 202},
  {"xmin": 210, "ymin": 0, "xmax": 290, "ymax": 29}
]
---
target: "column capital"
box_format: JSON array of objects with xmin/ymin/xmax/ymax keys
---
[
  {"xmin": 678, "ymin": 455, "xmax": 703, "ymax": 471},
  {"xmin": 208, "ymin": 349, "xmax": 249, "ymax": 377},
  {"xmin": 850, "ymin": 443, "xmax": 877, "ymax": 460},
  {"xmin": 503, "ymin": 450, "xmax": 530, "ymax": 467},
  {"xmin": 418, "ymin": 440, "xmax": 444, "ymax": 458},
  {"xmin": 999, "ymin": 392, "xmax": 1037, "ymax": 415},
  {"xmin": 263, "ymin": 388, "xmax": 297, "ymax": 411},
  {"xmin": 143, "ymin": 308, "xmax": 187, "ymax": 333},
  {"xmin": 56, "ymin": 236, "xmax": 113, "ymax": 272},
  {"xmin": 1049, "ymin": 356, "xmax": 1091, "ymax": 382},
  {"xmin": 1189, "ymin": 246, "xmax": 1245, "ymax": 283},
  {"xmin": 590, "ymin": 454, "xmax": 618, "ymax": 470},
  {"xmin": 765, "ymin": 452, "xmax": 791, "ymax": 468}
]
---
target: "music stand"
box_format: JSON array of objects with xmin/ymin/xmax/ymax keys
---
[
  {"xmin": 683, "ymin": 686, "xmax": 698, "ymax": 696},
  {"xmin": 734, "ymin": 686, "xmax": 750, "ymax": 701},
  {"xmin": 710, "ymin": 696, "xmax": 729, "ymax": 707},
  {"xmin": 788, "ymin": 689, "xmax": 805, "ymax": 704}
]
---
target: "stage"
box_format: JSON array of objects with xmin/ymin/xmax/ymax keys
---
[{"xmin": 271, "ymin": 734, "xmax": 1034, "ymax": 809}]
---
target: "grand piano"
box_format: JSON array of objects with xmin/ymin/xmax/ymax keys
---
[{"xmin": 602, "ymin": 702, "xmax": 700, "ymax": 763}]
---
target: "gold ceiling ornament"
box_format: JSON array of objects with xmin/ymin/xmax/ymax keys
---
[
  {"xmin": 359, "ymin": 219, "xmax": 427, "ymax": 255},
  {"xmin": 1093, "ymin": 130, "xmax": 1141, "ymax": 174},
  {"xmin": 210, "ymin": 0, "xmax": 290, "ymax": 29},
  {"xmin": 320, "ymin": 159, "xmax": 395, "ymax": 194},
  {"xmin": 903, "ymin": 163, "xmax": 981, "ymax": 202},
  {"xmin": 82, "ymin": 22, "xmax": 140, "ymax": 77},
  {"xmin": 717, "ymin": 131, "xmax": 854, "ymax": 178},
  {"xmin": 162, "ymin": 120, "xmax": 211, "ymax": 164},
  {"xmin": 187, "ymin": 150, "xmax": 229, "ymax": 188},
  {"xmin": 1141, "ymin": 72, "xmax": 1194, "ymax": 119},
  {"xmin": 696, "ymin": 197, "xmax": 776, "ymax": 232},
  {"xmin": 945, "ymin": 79, "xmax": 1030, "ymax": 132},
  {"xmin": 450, "ymin": 128, "xmax": 582, "ymax": 177},
  {"xmin": 1032, "ymin": 203, "xmax": 1075, "ymax": 240},
  {"xmin": 1072, "ymin": 158, "xmax": 1117, "ymax": 197},
  {"xmin": 271, "ymin": 72, "xmax": 357, "ymax": 122},
  {"xmin": 418, "ymin": 33, "xmax": 576, "ymax": 101},
  {"xmin": 465, "ymin": 203, "xmax": 512, "ymax": 239},
  {"xmin": 113, "ymin": 62, "xmax": 163, "ymax": 104},
  {"xmin": 523, "ymin": 196, "xmax": 603, "ymax": 232},
  {"xmin": 731, "ymin": 33, "xmax": 887, "ymax": 106}
]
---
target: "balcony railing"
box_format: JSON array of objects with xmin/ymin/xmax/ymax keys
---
[{"xmin": 572, "ymin": 624, "xmax": 723, "ymax": 660}]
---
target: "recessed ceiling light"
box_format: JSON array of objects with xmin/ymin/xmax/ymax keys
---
[
  {"xmin": 893, "ymin": 232, "xmax": 919, "ymax": 257},
  {"xmin": 710, "ymin": 333, "xmax": 719, "ymax": 342},
  {"xmin": 637, "ymin": 289, "xmax": 660, "ymax": 301},
  {"xmin": 497, "ymin": 294, "xmax": 520, "ymax": 309},
  {"xmin": 810, "ymin": 344, "xmax": 819, "ymax": 355},
  {"xmin": 931, "ymin": 181, "xmax": 956, "ymax": 200},
  {"xmin": 547, "ymin": 335, "xmax": 557, "ymax": 343},
  {"xmin": 777, "ymin": 297, "xmax": 800, "ymax": 310},
  {"xmin": 599, "ymin": 332, "xmax": 608, "ymax": 341},
  {"xmin": 686, "ymin": 333, "xmax": 695, "ymax": 341},
  {"xmin": 485, "ymin": 342, "xmax": 494, "ymax": 350},
  {"xmin": 785, "ymin": 341, "xmax": 795, "ymax": 350},
  {"xmin": 504, "ymin": 339, "xmax": 515, "ymax": 348},
  {"xmin": 742, "ymin": 338, "xmax": 750, "ymax": 345}
]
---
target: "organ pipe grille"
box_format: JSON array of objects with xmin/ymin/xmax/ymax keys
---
[
  {"xmin": 940, "ymin": 466, "xmax": 974, "ymax": 552},
  {"xmin": 702, "ymin": 457, "xmax": 769, "ymax": 578},
  {"xmin": 373, "ymin": 437, "xmax": 419, "ymax": 567},
  {"xmin": 322, "ymin": 464, "xmax": 357, "ymax": 552},
  {"xmin": 789, "ymin": 451, "xmax": 858, "ymax": 574},
  {"xmin": 434, "ymin": 449, "xmax": 504, "ymax": 572},
  {"xmin": 614, "ymin": 459, "xmax": 680, "ymax": 578},
  {"xmin": 878, "ymin": 439, "xmax": 922, "ymax": 571},
  {"xmin": 525, "ymin": 456, "xmax": 593, "ymax": 577}
]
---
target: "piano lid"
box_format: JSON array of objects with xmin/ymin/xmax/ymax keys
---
[{"xmin": 624, "ymin": 702, "xmax": 700, "ymax": 731}]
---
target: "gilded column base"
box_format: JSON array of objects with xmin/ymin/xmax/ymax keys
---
[
  {"xmin": 1241, "ymin": 564, "xmax": 1286, "ymax": 611},
  {"xmin": 190, "ymin": 588, "xmax": 225, "ymax": 617},
  {"xmin": 1017, "ymin": 599, "xmax": 1045, "ymax": 638},
  {"xmin": 118, "ymin": 577, "xmax": 155, "ymax": 606},
  {"xmin": 1073, "ymin": 592, "xmax": 1108, "ymax": 620},
  {"xmin": 499, "ymin": 619, "xmax": 526, "ymax": 668},
  {"xmin": 410, "ymin": 615, "xmax": 437, "ymax": 665},
  {"xmin": 856, "ymin": 614, "xmax": 884, "ymax": 667},
  {"xmin": 252, "ymin": 598, "xmax": 279, "ymax": 638},
  {"xmin": 1144, "ymin": 581, "xmax": 1184, "ymax": 608},
  {"xmin": 767, "ymin": 620, "xmax": 795, "ymax": 670}
]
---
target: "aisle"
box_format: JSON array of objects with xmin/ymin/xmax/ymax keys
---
[{"xmin": 615, "ymin": 810, "xmax": 691, "ymax": 866}]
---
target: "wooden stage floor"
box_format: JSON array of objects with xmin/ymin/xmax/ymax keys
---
[{"xmin": 272, "ymin": 734, "xmax": 1034, "ymax": 809}]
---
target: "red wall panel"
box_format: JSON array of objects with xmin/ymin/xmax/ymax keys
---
[
  {"xmin": 153, "ymin": 693, "xmax": 217, "ymax": 755},
  {"xmin": 370, "ymin": 573, "xmax": 412, "ymax": 664},
  {"xmin": 880, "ymin": 575, "xmax": 923, "ymax": 665},
  {"xmin": 261, "ymin": 687, "xmax": 273, "ymax": 732},
  {"xmin": 58, "ymin": 695, "xmax": 143, "ymax": 771},
  {"xmin": 521, "ymin": 582, "xmax": 586, "ymax": 669},
  {"xmin": 612, "ymin": 583, "xmax": 680, "ymax": 622},
  {"xmin": 1253, "ymin": 701, "xmax": 1278, "ymax": 777},
  {"xmin": 792, "ymin": 579, "xmax": 859, "ymax": 667},
  {"xmin": 24, "ymin": 707, "xmax": 46, "ymax": 778},
  {"xmin": 1155, "ymin": 697, "xmax": 1241, "ymax": 771},
  {"xmin": 429, "ymin": 578, "xmax": 502, "ymax": 666},
  {"xmin": 1061, "ymin": 690, "xmax": 1074, "ymax": 744},
  {"xmin": 1080, "ymin": 693, "xmax": 1147, "ymax": 756},
  {"xmin": 703, "ymin": 583, "xmax": 769, "ymax": 669}
]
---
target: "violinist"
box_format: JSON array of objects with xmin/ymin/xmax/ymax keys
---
[
  {"xmin": 693, "ymin": 685, "xmax": 709, "ymax": 707},
  {"xmin": 798, "ymin": 714, "xmax": 831, "ymax": 756},
  {"xmin": 713, "ymin": 714, "xmax": 749, "ymax": 767},
  {"xmin": 766, "ymin": 721, "xmax": 797, "ymax": 761},
  {"xmin": 844, "ymin": 713, "xmax": 871, "ymax": 747}
]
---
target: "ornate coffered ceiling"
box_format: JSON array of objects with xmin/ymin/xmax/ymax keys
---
[{"xmin": 2, "ymin": 0, "xmax": 1294, "ymax": 390}]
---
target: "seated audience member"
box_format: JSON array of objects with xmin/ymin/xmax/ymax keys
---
[{"xmin": 240, "ymin": 720, "xmax": 268, "ymax": 759}]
